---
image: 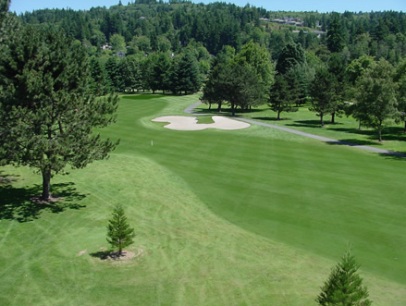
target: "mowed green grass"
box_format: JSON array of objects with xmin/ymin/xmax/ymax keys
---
[
  {"xmin": 0, "ymin": 94, "xmax": 405, "ymax": 305},
  {"xmin": 194, "ymin": 103, "xmax": 406, "ymax": 153}
]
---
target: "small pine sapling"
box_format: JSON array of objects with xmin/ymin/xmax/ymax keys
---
[
  {"xmin": 106, "ymin": 204, "xmax": 135, "ymax": 256},
  {"xmin": 317, "ymin": 251, "xmax": 372, "ymax": 306}
]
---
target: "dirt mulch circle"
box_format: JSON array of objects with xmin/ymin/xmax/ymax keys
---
[{"xmin": 85, "ymin": 247, "xmax": 145, "ymax": 263}]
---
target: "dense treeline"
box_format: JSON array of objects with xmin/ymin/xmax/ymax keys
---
[
  {"xmin": 18, "ymin": 2, "xmax": 406, "ymax": 60},
  {"xmin": 13, "ymin": 1, "xmax": 406, "ymax": 141}
]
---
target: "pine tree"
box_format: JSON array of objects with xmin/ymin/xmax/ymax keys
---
[
  {"xmin": 309, "ymin": 67, "xmax": 337, "ymax": 127},
  {"xmin": 107, "ymin": 204, "xmax": 135, "ymax": 256},
  {"xmin": 0, "ymin": 25, "xmax": 118, "ymax": 200},
  {"xmin": 327, "ymin": 13, "xmax": 345, "ymax": 53},
  {"xmin": 269, "ymin": 74, "xmax": 296, "ymax": 120},
  {"xmin": 317, "ymin": 251, "xmax": 372, "ymax": 306}
]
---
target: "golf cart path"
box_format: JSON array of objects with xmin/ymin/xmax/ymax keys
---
[{"xmin": 185, "ymin": 101, "xmax": 405, "ymax": 157}]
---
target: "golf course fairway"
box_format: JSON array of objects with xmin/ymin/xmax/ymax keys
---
[{"xmin": 0, "ymin": 94, "xmax": 405, "ymax": 305}]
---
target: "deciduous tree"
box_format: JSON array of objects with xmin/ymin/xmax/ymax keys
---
[{"xmin": 354, "ymin": 59, "xmax": 398, "ymax": 141}]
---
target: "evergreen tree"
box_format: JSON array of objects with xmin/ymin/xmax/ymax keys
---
[
  {"xmin": 327, "ymin": 13, "xmax": 345, "ymax": 53},
  {"xmin": 317, "ymin": 251, "xmax": 372, "ymax": 306},
  {"xmin": 201, "ymin": 46, "xmax": 236, "ymax": 111},
  {"xmin": 107, "ymin": 204, "xmax": 135, "ymax": 256},
  {"xmin": 394, "ymin": 59, "xmax": 406, "ymax": 131},
  {"xmin": 170, "ymin": 50, "xmax": 201, "ymax": 95},
  {"xmin": 0, "ymin": 25, "xmax": 118, "ymax": 200},
  {"xmin": 89, "ymin": 57, "xmax": 110, "ymax": 95},
  {"xmin": 0, "ymin": 0, "xmax": 9, "ymax": 25},
  {"xmin": 223, "ymin": 62, "xmax": 264, "ymax": 116},
  {"xmin": 146, "ymin": 52, "xmax": 172, "ymax": 93},
  {"xmin": 269, "ymin": 74, "xmax": 297, "ymax": 120},
  {"xmin": 309, "ymin": 67, "xmax": 337, "ymax": 127},
  {"xmin": 105, "ymin": 56, "xmax": 124, "ymax": 92}
]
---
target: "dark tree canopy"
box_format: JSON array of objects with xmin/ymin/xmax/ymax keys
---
[
  {"xmin": 269, "ymin": 74, "xmax": 298, "ymax": 120},
  {"xmin": 309, "ymin": 66, "xmax": 337, "ymax": 126},
  {"xmin": 0, "ymin": 25, "xmax": 119, "ymax": 200},
  {"xmin": 327, "ymin": 13, "xmax": 345, "ymax": 53},
  {"xmin": 203, "ymin": 42, "xmax": 273, "ymax": 115},
  {"xmin": 317, "ymin": 251, "xmax": 372, "ymax": 306},
  {"xmin": 275, "ymin": 42, "xmax": 306, "ymax": 75}
]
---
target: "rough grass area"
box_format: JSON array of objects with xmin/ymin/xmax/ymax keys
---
[{"xmin": 0, "ymin": 94, "xmax": 405, "ymax": 305}]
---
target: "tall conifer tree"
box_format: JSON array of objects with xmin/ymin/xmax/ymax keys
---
[{"xmin": 0, "ymin": 25, "xmax": 118, "ymax": 200}]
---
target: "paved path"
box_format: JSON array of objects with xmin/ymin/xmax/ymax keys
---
[{"xmin": 185, "ymin": 102, "xmax": 405, "ymax": 157}]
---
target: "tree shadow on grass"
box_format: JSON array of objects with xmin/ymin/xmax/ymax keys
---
[
  {"xmin": 379, "ymin": 152, "xmax": 406, "ymax": 160},
  {"xmin": 122, "ymin": 94, "xmax": 166, "ymax": 100},
  {"xmin": 326, "ymin": 138, "xmax": 381, "ymax": 147},
  {"xmin": 287, "ymin": 120, "xmax": 323, "ymax": 128},
  {"xmin": 193, "ymin": 107, "xmax": 266, "ymax": 116},
  {"xmin": 252, "ymin": 116, "xmax": 290, "ymax": 121},
  {"xmin": 330, "ymin": 126, "xmax": 406, "ymax": 143},
  {"xmin": 0, "ymin": 181, "xmax": 86, "ymax": 222},
  {"xmin": 89, "ymin": 250, "xmax": 112, "ymax": 260},
  {"xmin": 0, "ymin": 171, "xmax": 19, "ymax": 186}
]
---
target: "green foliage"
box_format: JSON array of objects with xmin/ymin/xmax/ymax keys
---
[
  {"xmin": 327, "ymin": 13, "xmax": 345, "ymax": 53},
  {"xmin": 0, "ymin": 25, "xmax": 118, "ymax": 199},
  {"xmin": 394, "ymin": 59, "xmax": 406, "ymax": 131},
  {"xmin": 110, "ymin": 33, "xmax": 127, "ymax": 54},
  {"xmin": 309, "ymin": 66, "xmax": 337, "ymax": 126},
  {"xmin": 203, "ymin": 42, "xmax": 273, "ymax": 115},
  {"xmin": 0, "ymin": 0, "xmax": 9, "ymax": 23},
  {"xmin": 201, "ymin": 46, "xmax": 236, "ymax": 110},
  {"xmin": 317, "ymin": 251, "xmax": 372, "ymax": 306},
  {"xmin": 269, "ymin": 74, "xmax": 298, "ymax": 120},
  {"xmin": 146, "ymin": 52, "xmax": 172, "ymax": 93},
  {"xmin": 169, "ymin": 50, "xmax": 202, "ymax": 95},
  {"xmin": 275, "ymin": 42, "xmax": 306, "ymax": 74},
  {"xmin": 236, "ymin": 40, "xmax": 275, "ymax": 88},
  {"xmin": 354, "ymin": 59, "xmax": 398, "ymax": 141},
  {"xmin": 89, "ymin": 57, "xmax": 110, "ymax": 95},
  {"xmin": 106, "ymin": 204, "xmax": 135, "ymax": 255}
]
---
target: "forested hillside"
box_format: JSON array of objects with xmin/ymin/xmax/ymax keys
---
[{"xmin": 14, "ymin": 1, "xmax": 406, "ymax": 138}]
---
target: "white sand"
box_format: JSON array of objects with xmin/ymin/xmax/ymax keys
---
[{"xmin": 152, "ymin": 116, "xmax": 250, "ymax": 131}]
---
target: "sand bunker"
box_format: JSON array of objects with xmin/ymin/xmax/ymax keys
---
[{"xmin": 152, "ymin": 116, "xmax": 250, "ymax": 131}]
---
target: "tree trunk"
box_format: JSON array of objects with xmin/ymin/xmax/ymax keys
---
[
  {"xmin": 320, "ymin": 112, "xmax": 324, "ymax": 127},
  {"xmin": 208, "ymin": 102, "xmax": 211, "ymax": 110},
  {"xmin": 378, "ymin": 122, "xmax": 383, "ymax": 142},
  {"xmin": 404, "ymin": 120, "xmax": 406, "ymax": 133},
  {"xmin": 277, "ymin": 110, "xmax": 281, "ymax": 120},
  {"xmin": 217, "ymin": 101, "xmax": 222, "ymax": 112},
  {"xmin": 231, "ymin": 102, "xmax": 236, "ymax": 116},
  {"xmin": 331, "ymin": 112, "xmax": 335, "ymax": 124},
  {"xmin": 41, "ymin": 167, "xmax": 52, "ymax": 200}
]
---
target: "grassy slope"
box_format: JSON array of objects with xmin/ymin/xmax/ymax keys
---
[{"xmin": 0, "ymin": 94, "xmax": 405, "ymax": 305}]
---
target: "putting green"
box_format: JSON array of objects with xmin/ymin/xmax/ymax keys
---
[{"xmin": 0, "ymin": 94, "xmax": 405, "ymax": 305}]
